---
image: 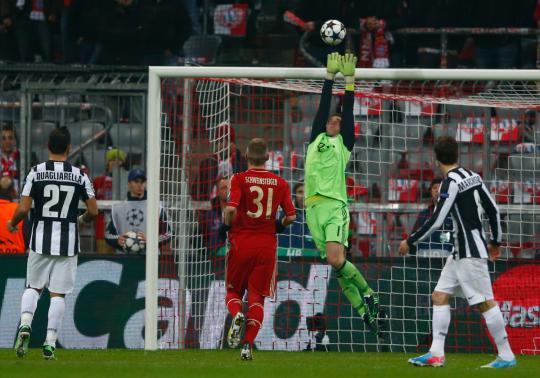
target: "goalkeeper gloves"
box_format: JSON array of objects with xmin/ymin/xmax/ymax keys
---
[
  {"xmin": 339, "ymin": 53, "xmax": 357, "ymax": 89},
  {"xmin": 326, "ymin": 52, "xmax": 341, "ymax": 80},
  {"xmin": 275, "ymin": 218, "xmax": 286, "ymax": 233},
  {"xmin": 218, "ymin": 223, "xmax": 231, "ymax": 241}
]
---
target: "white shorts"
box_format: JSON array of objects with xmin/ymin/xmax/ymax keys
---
[
  {"xmin": 26, "ymin": 250, "xmax": 78, "ymax": 294},
  {"xmin": 434, "ymin": 255, "xmax": 494, "ymax": 306}
]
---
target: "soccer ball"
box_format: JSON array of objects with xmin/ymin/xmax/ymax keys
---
[
  {"xmin": 123, "ymin": 231, "xmax": 144, "ymax": 254},
  {"xmin": 320, "ymin": 20, "xmax": 346, "ymax": 46}
]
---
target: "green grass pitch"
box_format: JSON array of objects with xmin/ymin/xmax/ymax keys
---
[{"xmin": 1, "ymin": 349, "xmax": 538, "ymax": 378}]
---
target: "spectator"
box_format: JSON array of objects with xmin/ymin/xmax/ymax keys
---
[
  {"xmin": 201, "ymin": 176, "xmax": 229, "ymax": 253},
  {"xmin": 355, "ymin": 0, "xmax": 411, "ymax": 68},
  {"xmin": 1, "ymin": 123, "xmax": 20, "ymax": 191},
  {"xmin": 520, "ymin": 109, "xmax": 537, "ymax": 143},
  {"xmin": 278, "ymin": 181, "xmax": 316, "ymax": 250},
  {"xmin": 469, "ymin": 0, "xmax": 536, "ymax": 69},
  {"xmin": 68, "ymin": 0, "xmax": 106, "ymax": 64},
  {"xmin": 192, "ymin": 122, "xmax": 247, "ymax": 200},
  {"xmin": 0, "ymin": 176, "xmax": 25, "ymax": 254},
  {"xmin": 93, "ymin": 148, "xmax": 127, "ymax": 254},
  {"xmin": 0, "ymin": 0, "xmax": 15, "ymax": 61},
  {"xmin": 101, "ymin": 0, "xmax": 139, "ymax": 65},
  {"xmin": 137, "ymin": 0, "xmax": 191, "ymax": 66},
  {"xmin": 105, "ymin": 169, "xmax": 171, "ymax": 253},
  {"xmin": 410, "ymin": 178, "xmax": 453, "ymax": 257},
  {"xmin": 12, "ymin": 0, "xmax": 61, "ymax": 62}
]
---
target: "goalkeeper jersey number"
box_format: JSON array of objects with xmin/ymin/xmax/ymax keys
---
[{"xmin": 305, "ymin": 132, "xmax": 351, "ymax": 205}]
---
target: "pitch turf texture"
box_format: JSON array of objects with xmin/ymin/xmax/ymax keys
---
[{"xmin": 1, "ymin": 350, "xmax": 538, "ymax": 378}]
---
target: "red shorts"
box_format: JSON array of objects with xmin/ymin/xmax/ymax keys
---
[{"xmin": 226, "ymin": 233, "xmax": 277, "ymax": 298}]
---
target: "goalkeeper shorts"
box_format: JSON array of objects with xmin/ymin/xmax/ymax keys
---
[{"xmin": 305, "ymin": 196, "xmax": 349, "ymax": 259}]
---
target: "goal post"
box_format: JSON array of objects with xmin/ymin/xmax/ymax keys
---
[{"xmin": 146, "ymin": 67, "xmax": 540, "ymax": 352}]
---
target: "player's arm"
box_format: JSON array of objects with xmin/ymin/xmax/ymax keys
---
[
  {"xmin": 477, "ymin": 182, "xmax": 502, "ymax": 261},
  {"xmin": 276, "ymin": 182, "xmax": 297, "ymax": 233},
  {"xmin": 310, "ymin": 52, "xmax": 341, "ymax": 143},
  {"xmin": 219, "ymin": 174, "xmax": 241, "ymax": 239},
  {"xmin": 78, "ymin": 174, "xmax": 98, "ymax": 225},
  {"xmin": 400, "ymin": 178, "xmax": 458, "ymax": 255},
  {"xmin": 339, "ymin": 53, "xmax": 357, "ymax": 151},
  {"xmin": 7, "ymin": 196, "xmax": 32, "ymax": 232}
]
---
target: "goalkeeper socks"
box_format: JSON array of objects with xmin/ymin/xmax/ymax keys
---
[
  {"xmin": 244, "ymin": 294, "xmax": 265, "ymax": 345},
  {"xmin": 45, "ymin": 296, "xmax": 65, "ymax": 347},
  {"xmin": 20, "ymin": 288, "xmax": 40, "ymax": 327},
  {"xmin": 429, "ymin": 305, "xmax": 450, "ymax": 357},
  {"xmin": 336, "ymin": 274, "xmax": 367, "ymax": 316},
  {"xmin": 336, "ymin": 260, "xmax": 373, "ymax": 296},
  {"xmin": 482, "ymin": 305, "xmax": 515, "ymax": 361},
  {"xmin": 226, "ymin": 291, "xmax": 243, "ymax": 317}
]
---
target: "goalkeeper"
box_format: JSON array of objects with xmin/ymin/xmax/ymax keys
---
[{"xmin": 305, "ymin": 52, "xmax": 384, "ymax": 335}]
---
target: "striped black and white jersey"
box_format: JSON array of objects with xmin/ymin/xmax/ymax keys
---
[
  {"xmin": 21, "ymin": 161, "xmax": 95, "ymax": 256},
  {"xmin": 408, "ymin": 167, "xmax": 502, "ymax": 259}
]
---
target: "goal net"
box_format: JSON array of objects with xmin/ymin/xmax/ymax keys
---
[{"xmin": 146, "ymin": 68, "xmax": 540, "ymax": 354}]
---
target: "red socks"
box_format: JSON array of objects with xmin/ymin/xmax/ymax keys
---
[
  {"xmin": 226, "ymin": 291, "xmax": 242, "ymax": 317},
  {"xmin": 244, "ymin": 293, "xmax": 265, "ymax": 346}
]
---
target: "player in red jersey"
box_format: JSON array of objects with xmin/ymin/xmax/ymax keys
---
[{"xmin": 220, "ymin": 138, "xmax": 296, "ymax": 361}]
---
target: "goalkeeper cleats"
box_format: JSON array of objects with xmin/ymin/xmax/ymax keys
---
[
  {"xmin": 227, "ymin": 312, "xmax": 245, "ymax": 349},
  {"xmin": 363, "ymin": 295, "xmax": 380, "ymax": 320},
  {"xmin": 42, "ymin": 344, "xmax": 56, "ymax": 360},
  {"xmin": 240, "ymin": 343, "xmax": 253, "ymax": 361},
  {"xmin": 480, "ymin": 357, "xmax": 517, "ymax": 369},
  {"xmin": 408, "ymin": 352, "xmax": 445, "ymax": 367},
  {"xmin": 15, "ymin": 325, "xmax": 31, "ymax": 358},
  {"xmin": 362, "ymin": 312, "xmax": 379, "ymax": 335}
]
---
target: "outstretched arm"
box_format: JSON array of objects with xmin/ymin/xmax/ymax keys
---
[
  {"xmin": 310, "ymin": 52, "xmax": 341, "ymax": 143},
  {"xmin": 339, "ymin": 53, "xmax": 357, "ymax": 151}
]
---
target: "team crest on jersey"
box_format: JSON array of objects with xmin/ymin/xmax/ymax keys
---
[
  {"xmin": 126, "ymin": 208, "xmax": 145, "ymax": 227},
  {"xmin": 317, "ymin": 135, "xmax": 332, "ymax": 152}
]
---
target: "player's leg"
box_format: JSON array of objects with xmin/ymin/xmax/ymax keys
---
[
  {"xmin": 42, "ymin": 292, "xmax": 65, "ymax": 360},
  {"xmin": 241, "ymin": 292, "xmax": 265, "ymax": 361},
  {"xmin": 43, "ymin": 255, "xmax": 78, "ymax": 360},
  {"xmin": 457, "ymin": 258, "xmax": 516, "ymax": 368},
  {"xmin": 241, "ymin": 242, "xmax": 276, "ymax": 360},
  {"xmin": 16, "ymin": 251, "xmax": 50, "ymax": 357},
  {"xmin": 409, "ymin": 256, "xmax": 457, "ymax": 367},
  {"xmin": 477, "ymin": 300, "xmax": 516, "ymax": 368},
  {"xmin": 225, "ymin": 241, "xmax": 248, "ymax": 348}
]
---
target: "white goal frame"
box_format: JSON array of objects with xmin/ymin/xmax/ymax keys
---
[{"xmin": 145, "ymin": 66, "xmax": 540, "ymax": 350}]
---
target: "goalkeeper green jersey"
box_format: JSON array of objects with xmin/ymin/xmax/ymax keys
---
[
  {"xmin": 305, "ymin": 132, "xmax": 351, "ymax": 205},
  {"xmin": 304, "ymin": 79, "xmax": 355, "ymax": 206}
]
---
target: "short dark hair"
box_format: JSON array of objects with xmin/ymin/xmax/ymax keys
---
[
  {"xmin": 246, "ymin": 138, "xmax": 268, "ymax": 166},
  {"xmin": 48, "ymin": 127, "xmax": 71, "ymax": 155},
  {"xmin": 0, "ymin": 176, "xmax": 14, "ymax": 198},
  {"xmin": 1, "ymin": 122, "xmax": 14, "ymax": 133},
  {"xmin": 434, "ymin": 136, "xmax": 458, "ymax": 165},
  {"xmin": 429, "ymin": 177, "xmax": 443, "ymax": 189}
]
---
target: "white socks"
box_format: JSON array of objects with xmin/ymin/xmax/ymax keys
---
[
  {"xmin": 483, "ymin": 305, "xmax": 515, "ymax": 361},
  {"xmin": 45, "ymin": 297, "xmax": 66, "ymax": 347},
  {"xmin": 20, "ymin": 288, "xmax": 40, "ymax": 328},
  {"xmin": 429, "ymin": 304, "xmax": 451, "ymax": 357}
]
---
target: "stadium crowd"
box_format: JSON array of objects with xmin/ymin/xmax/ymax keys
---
[{"xmin": 0, "ymin": 0, "xmax": 538, "ymax": 68}]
